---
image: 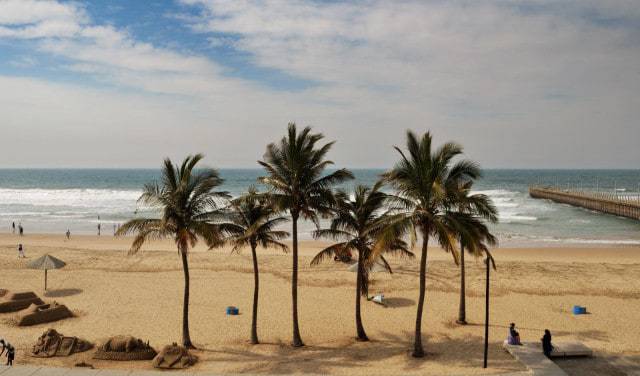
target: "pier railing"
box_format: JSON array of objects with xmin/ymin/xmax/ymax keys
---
[{"xmin": 529, "ymin": 186, "xmax": 640, "ymax": 220}]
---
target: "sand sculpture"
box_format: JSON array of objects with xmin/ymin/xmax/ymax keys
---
[
  {"xmin": 0, "ymin": 291, "xmax": 45, "ymax": 313},
  {"xmin": 152, "ymin": 343, "xmax": 197, "ymax": 369},
  {"xmin": 17, "ymin": 302, "xmax": 73, "ymax": 326},
  {"xmin": 30, "ymin": 329, "xmax": 93, "ymax": 357},
  {"xmin": 93, "ymin": 335, "xmax": 157, "ymax": 361}
]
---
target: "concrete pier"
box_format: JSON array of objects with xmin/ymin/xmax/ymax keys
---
[{"xmin": 529, "ymin": 187, "xmax": 640, "ymax": 220}]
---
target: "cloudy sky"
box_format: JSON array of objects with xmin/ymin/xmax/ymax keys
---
[{"xmin": 0, "ymin": 0, "xmax": 638, "ymax": 168}]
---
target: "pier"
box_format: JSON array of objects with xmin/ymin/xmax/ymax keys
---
[{"xmin": 529, "ymin": 186, "xmax": 640, "ymax": 220}]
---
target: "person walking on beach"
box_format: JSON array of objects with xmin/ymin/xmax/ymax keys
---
[
  {"xmin": 1, "ymin": 339, "xmax": 14, "ymax": 366},
  {"xmin": 18, "ymin": 224, "xmax": 23, "ymax": 236},
  {"xmin": 97, "ymin": 223, "xmax": 101, "ymax": 236},
  {"xmin": 541, "ymin": 329, "xmax": 554, "ymax": 357},
  {"xmin": 11, "ymin": 222, "xmax": 15, "ymax": 234},
  {"xmin": 66, "ymin": 229, "xmax": 71, "ymax": 240},
  {"xmin": 5, "ymin": 343, "xmax": 14, "ymax": 366},
  {"xmin": 17, "ymin": 243, "xmax": 25, "ymax": 258}
]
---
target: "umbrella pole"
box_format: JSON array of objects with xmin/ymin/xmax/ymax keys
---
[{"xmin": 45, "ymin": 269, "xmax": 48, "ymax": 291}]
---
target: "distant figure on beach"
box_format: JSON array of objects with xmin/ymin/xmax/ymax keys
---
[
  {"xmin": 541, "ymin": 329, "xmax": 554, "ymax": 357},
  {"xmin": 508, "ymin": 323, "xmax": 522, "ymax": 345},
  {"xmin": 18, "ymin": 224, "xmax": 23, "ymax": 236},
  {"xmin": 66, "ymin": 229, "xmax": 71, "ymax": 240},
  {"xmin": 17, "ymin": 244, "xmax": 25, "ymax": 258},
  {"xmin": 5, "ymin": 343, "xmax": 14, "ymax": 366},
  {"xmin": 1, "ymin": 339, "xmax": 14, "ymax": 366},
  {"xmin": 113, "ymin": 224, "xmax": 117, "ymax": 236},
  {"xmin": 98, "ymin": 223, "xmax": 101, "ymax": 236},
  {"xmin": 11, "ymin": 222, "xmax": 15, "ymax": 234}
]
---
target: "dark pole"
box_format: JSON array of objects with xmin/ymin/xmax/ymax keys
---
[
  {"xmin": 483, "ymin": 257, "xmax": 490, "ymax": 368},
  {"xmin": 44, "ymin": 269, "xmax": 48, "ymax": 291}
]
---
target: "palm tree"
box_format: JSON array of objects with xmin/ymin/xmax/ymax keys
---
[
  {"xmin": 117, "ymin": 154, "xmax": 228, "ymax": 349},
  {"xmin": 454, "ymin": 180, "xmax": 498, "ymax": 325},
  {"xmin": 311, "ymin": 182, "xmax": 413, "ymax": 341},
  {"xmin": 258, "ymin": 123, "xmax": 353, "ymax": 347},
  {"xmin": 382, "ymin": 130, "xmax": 489, "ymax": 358},
  {"xmin": 220, "ymin": 187, "xmax": 289, "ymax": 344}
]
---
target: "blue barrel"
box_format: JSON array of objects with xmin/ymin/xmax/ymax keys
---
[
  {"xmin": 573, "ymin": 305, "xmax": 586, "ymax": 315},
  {"xmin": 226, "ymin": 306, "xmax": 236, "ymax": 315}
]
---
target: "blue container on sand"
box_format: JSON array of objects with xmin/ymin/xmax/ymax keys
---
[
  {"xmin": 226, "ymin": 306, "xmax": 239, "ymax": 315},
  {"xmin": 573, "ymin": 305, "xmax": 587, "ymax": 315}
]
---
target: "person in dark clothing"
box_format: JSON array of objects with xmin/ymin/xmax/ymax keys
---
[
  {"xmin": 6, "ymin": 343, "xmax": 14, "ymax": 366},
  {"xmin": 1, "ymin": 339, "xmax": 14, "ymax": 366},
  {"xmin": 542, "ymin": 329, "xmax": 554, "ymax": 357},
  {"xmin": 11, "ymin": 222, "xmax": 15, "ymax": 234}
]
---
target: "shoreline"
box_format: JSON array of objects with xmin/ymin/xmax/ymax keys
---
[{"xmin": 4, "ymin": 230, "xmax": 640, "ymax": 250}]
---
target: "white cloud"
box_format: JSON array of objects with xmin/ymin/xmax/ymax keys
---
[{"xmin": 0, "ymin": 0, "xmax": 638, "ymax": 168}]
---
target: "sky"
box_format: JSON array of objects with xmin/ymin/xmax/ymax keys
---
[{"xmin": 0, "ymin": 0, "xmax": 639, "ymax": 169}]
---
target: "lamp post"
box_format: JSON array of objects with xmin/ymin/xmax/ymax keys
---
[{"xmin": 483, "ymin": 256, "xmax": 490, "ymax": 369}]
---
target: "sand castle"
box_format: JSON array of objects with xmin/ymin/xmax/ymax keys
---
[
  {"xmin": 0, "ymin": 291, "xmax": 45, "ymax": 313},
  {"xmin": 30, "ymin": 328, "xmax": 93, "ymax": 358},
  {"xmin": 94, "ymin": 335, "xmax": 157, "ymax": 361},
  {"xmin": 152, "ymin": 343, "xmax": 197, "ymax": 369},
  {"xmin": 17, "ymin": 301, "xmax": 74, "ymax": 326}
]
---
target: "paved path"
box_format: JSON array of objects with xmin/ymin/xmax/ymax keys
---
[
  {"xmin": 0, "ymin": 366, "xmax": 194, "ymax": 376},
  {"xmin": 503, "ymin": 343, "xmax": 566, "ymax": 376},
  {"xmin": 0, "ymin": 365, "xmax": 530, "ymax": 376}
]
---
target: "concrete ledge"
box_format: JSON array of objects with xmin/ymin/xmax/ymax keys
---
[
  {"xmin": 503, "ymin": 342, "xmax": 567, "ymax": 376},
  {"xmin": 548, "ymin": 342, "xmax": 592, "ymax": 358}
]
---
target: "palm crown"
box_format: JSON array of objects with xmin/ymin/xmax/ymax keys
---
[
  {"xmin": 312, "ymin": 182, "xmax": 413, "ymax": 295},
  {"xmin": 221, "ymin": 187, "xmax": 289, "ymax": 253},
  {"xmin": 118, "ymin": 154, "xmax": 229, "ymax": 254},
  {"xmin": 258, "ymin": 123, "xmax": 354, "ymax": 222}
]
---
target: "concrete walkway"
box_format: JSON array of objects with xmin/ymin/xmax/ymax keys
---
[
  {"xmin": 0, "ymin": 366, "xmax": 194, "ymax": 376},
  {"xmin": 503, "ymin": 342, "xmax": 566, "ymax": 376},
  {"xmin": 0, "ymin": 365, "xmax": 530, "ymax": 376}
]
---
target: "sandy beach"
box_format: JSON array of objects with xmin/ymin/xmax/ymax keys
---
[{"xmin": 1, "ymin": 233, "xmax": 640, "ymax": 375}]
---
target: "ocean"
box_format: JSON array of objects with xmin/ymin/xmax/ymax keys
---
[{"xmin": 1, "ymin": 169, "xmax": 639, "ymax": 246}]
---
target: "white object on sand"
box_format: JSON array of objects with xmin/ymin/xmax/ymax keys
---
[{"xmin": 370, "ymin": 294, "xmax": 385, "ymax": 306}]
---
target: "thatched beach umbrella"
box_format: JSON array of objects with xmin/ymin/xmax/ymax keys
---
[{"xmin": 27, "ymin": 254, "xmax": 66, "ymax": 290}]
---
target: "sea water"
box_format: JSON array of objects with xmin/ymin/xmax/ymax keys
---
[{"xmin": 1, "ymin": 169, "xmax": 639, "ymax": 246}]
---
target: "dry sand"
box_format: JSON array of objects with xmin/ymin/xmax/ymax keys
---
[{"xmin": 1, "ymin": 233, "xmax": 640, "ymax": 375}]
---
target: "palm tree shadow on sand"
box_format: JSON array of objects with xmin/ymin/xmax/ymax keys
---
[
  {"xmin": 193, "ymin": 331, "xmax": 521, "ymax": 375},
  {"xmin": 381, "ymin": 297, "xmax": 415, "ymax": 308},
  {"xmin": 43, "ymin": 288, "xmax": 83, "ymax": 297}
]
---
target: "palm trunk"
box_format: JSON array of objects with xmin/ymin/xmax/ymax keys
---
[
  {"xmin": 250, "ymin": 242, "xmax": 260, "ymax": 344},
  {"xmin": 413, "ymin": 233, "xmax": 429, "ymax": 358},
  {"xmin": 180, "ymin": 247, "xmax": 195, "ymax": 349},
  {"xmin": 291, "ymin": 216, "xmax": 304, "ymax": 347},
  {"xmin": 355, "ymin": 250, "xmax": 369, "ymax": 341},
  {"xmin": 457, "ymin": 243, "xmax": 467, "ymax": 325}
]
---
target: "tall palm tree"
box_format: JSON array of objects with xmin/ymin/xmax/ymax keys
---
[
  {"xmin": 454, "ymin": 180, "xmax": 498, "ymax": 325},
  {"xmin": 258, "ymin": 123, "xmax": 353, "ymax": 347},
  {"xmin": 220, "ymin": 187, "xmax": 289, "ymax": 344},
  {"xmin": 117, "ymin": 154, "xmax": 228, "ymax": 349},
  {"xmin": 311, "ymin": 182, "xmax": 413, "ymax": 341},
  {"xmin": 382, "ymin": 130, "xmax": 488, "ymax": 358}
]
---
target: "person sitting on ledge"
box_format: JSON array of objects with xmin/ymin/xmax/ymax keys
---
[
  {"xmin": 542, "ymin": 329, "xmax": 554, "ymax": 357},
  {"xmin": 508, "ymin": 322, "xmax": 522, "ymax": 345}
]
